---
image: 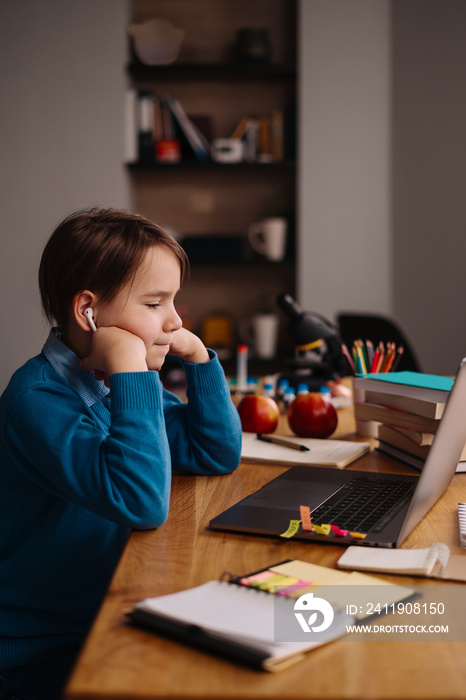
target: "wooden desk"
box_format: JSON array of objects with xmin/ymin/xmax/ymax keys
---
[{"xmin": 65, "ymin": 408, "xmax": 466, "ymax": 700}]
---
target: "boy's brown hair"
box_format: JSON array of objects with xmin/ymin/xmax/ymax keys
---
[{"xmin": 39, "ymin": 208, "xmax": 188, "ymax": 327}]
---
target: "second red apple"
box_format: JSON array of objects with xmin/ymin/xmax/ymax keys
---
[{"xmin": 288, "ymin": 392, "xmax": 338, "ymax": 438}]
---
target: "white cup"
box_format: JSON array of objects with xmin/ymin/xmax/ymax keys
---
[
  {"xmin": 247, "ymin": 217, "xmax": 287, "ymax": 261},
  {"xmin": 246, "ymin": 313, "xmax": 279, "ymax": 359}
]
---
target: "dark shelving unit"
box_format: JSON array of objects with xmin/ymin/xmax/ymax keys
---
[{"xmin": 126, "ymin": 0, "xmax": 297, "ymax": 341}]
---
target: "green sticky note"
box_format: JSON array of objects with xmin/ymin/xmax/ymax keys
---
[{"xmin": 280, "ymin": 519, "xmax": 300, "ymax": 538}]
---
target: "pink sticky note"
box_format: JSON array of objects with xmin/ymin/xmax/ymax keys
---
[
  {"xmin": 276, "ymin": 581, "xmax": 311, "ymax": 597},
  {"xmin": 330, "ymin": 524, "xmax": 349, "ymax": 537},
  {"xmin": 239, "ymin": 570, "xmax": 275, "ymax": 587}
]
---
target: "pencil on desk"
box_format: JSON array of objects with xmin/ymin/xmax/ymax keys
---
[{"xmin": 256, "ymin": 434, "xmax": 310, "ymax": 452}]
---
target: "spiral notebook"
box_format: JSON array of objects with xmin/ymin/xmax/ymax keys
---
[{"xmin": 127, "ymin": 559, "xmax": 415, "ymax": 671}]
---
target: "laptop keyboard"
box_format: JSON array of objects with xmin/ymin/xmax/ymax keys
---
[{"xmin": 311, "ymin": 476, "xmax": 416, "ymax": 534}]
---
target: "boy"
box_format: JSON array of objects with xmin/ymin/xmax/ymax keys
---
[{"xmin": 0, "ymin": 208, "xmax": 241, "ymax": 699}]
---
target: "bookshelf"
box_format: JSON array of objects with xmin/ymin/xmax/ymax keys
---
[{"xmin": 126, "ymin": 0, "xmax": 297, "ymax": 364}]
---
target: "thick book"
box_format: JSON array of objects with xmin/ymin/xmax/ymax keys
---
[
  {"xmin": 376, "ymin": 439, "xmax": 466, "ymax": 474},
  {"xmin": 240, "ymin": 432, "xmax": 370, "ymax": 469},
  {"xmin": 354, "ymin": 401, "xmax": 440, "ymax": 434},
  {"xmin": 378, "ymin": 424, "xmax": 431, "ymax": 459},
  {"xmin": 338, "ymin": 543, "xmax": 466, "ymax": 581},
  {"xmin": 363, "ymin": 389, "xmax": 446, "ymax": 419},
  {"xmin": 378, "ymin": 424, "xmax": 466, "ymax": 461},
  {"xmin": 388, "ymin": 425, "xmax": 434, "ymax": 446},
  {"xmin": 127, "ymin": 559, "xmax": 415, "ymax": 672}
]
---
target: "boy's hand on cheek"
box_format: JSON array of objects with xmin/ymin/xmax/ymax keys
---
[
  {"xmin": 80, "ymin": 327, "xmax": 148, "ymax": 378},
  {"xmin": 169, "ymin": 327, "xmax": 210, "ymax": 364}
]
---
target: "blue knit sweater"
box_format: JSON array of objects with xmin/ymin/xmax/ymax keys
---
[{"xmin": 0, "ymin": 331, "xmax": 241, "ymax": 668}]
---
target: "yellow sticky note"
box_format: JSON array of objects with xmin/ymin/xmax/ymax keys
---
[
  {"xmin": 280, "ymin": 519, "xmax": 300, "ymax": 538},
  {"xmin": 271, "ymin": 560, "xmax": 348, "ymax": 585},
  {"xmin": 259, "ymin": 574, "xmax": 300, "ymax": 592},
  {"xmin": 313, "ymin": 523, "xmax": 332, "ymax": 536}
]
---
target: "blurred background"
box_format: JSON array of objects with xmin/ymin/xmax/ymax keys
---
[{"xmin": 1, "ymin": 0, "xmax": 466, "ymax": 393}]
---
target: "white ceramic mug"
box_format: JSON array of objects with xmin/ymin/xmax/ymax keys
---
[
  {"xmin": 241, "ymin": 313, "xmax": 279, "ymax": 359},
  {"xmin": 247, "ymin": 217, "xmax": 287, "ymax": 261}
]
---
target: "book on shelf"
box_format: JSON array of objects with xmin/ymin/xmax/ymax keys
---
[
  {"xmin": 240, "ymin": 432, "xmax": 370, "ymax": 469},
  {"xmin": 257, "ymin": 116, "xmax": 273, "ymax": 162},
  {"xmin": 159, "ymin": 97, "xmax": 176, "ymax": 140},
  {"xmin": 244, "ymin": 119, "xmax": 259, "ymax": 162},
  {"xmin": 271, "ymin": 108, "xmax": 284, "ymax": 161},
  {"xmin": 153, "ymin": 95, "xmax": 164, "ymax": 143},
  {"xmin": 124, "ymin": 89, "xmax": 138, "ymax": 163},
  {"xmin": 164, "ymin": 95, "xmax": 210, "ymax": 162},
  {"xmin": 338, "ymin": 543, "xmax": 466, "ymax": 581},
  {"xmin": 137, "ymin": 91, "xmax": 156, "ymax": 163},
  {"xmin": 126, "ymin": 558, "xmax": 415, "ymax": 672},
  {"xmin": 231, "ymin": 115, "xmax": 253, "ymax": 140}
]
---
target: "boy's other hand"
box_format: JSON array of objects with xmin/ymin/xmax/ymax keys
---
[{"xmin": 169, "ymin": 327, "xmax": 210, "ymax": 364}]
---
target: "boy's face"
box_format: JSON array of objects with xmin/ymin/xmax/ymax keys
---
[{"xmin": 95, "ymin": 245, "xmax": 182, "ymax": 371}]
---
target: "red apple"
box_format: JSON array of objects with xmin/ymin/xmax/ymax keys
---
[
  {"xmin": 288, "ymin": 392, "xmax": 338, "ymax": 438},
  {"xmin": 237, "ymin": 394, "xmax": 279, "ymax": 433}
]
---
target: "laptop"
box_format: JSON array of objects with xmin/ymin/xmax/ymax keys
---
[{"xmin": 210, "ymin": 357, "xmax": 466, "ymax": 548}]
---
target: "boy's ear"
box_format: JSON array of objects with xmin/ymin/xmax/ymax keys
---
[{"xmin": 73, "ymin": 291, "xmax": 98, "ymax": 332}]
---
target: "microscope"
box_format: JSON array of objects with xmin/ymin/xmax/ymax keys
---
[{"xmin": 276, "ymin": 293, "xmax": 351, "ymax": 390}]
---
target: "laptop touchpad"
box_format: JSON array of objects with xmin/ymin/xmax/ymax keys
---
[{"xmin": 246, "ymin": 479, "xmax": 337, "ymax": 511}]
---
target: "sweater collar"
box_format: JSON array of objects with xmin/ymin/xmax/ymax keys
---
[{"xmin": 42, "ymin": 328, "xmax": 110, "ymax": 407}]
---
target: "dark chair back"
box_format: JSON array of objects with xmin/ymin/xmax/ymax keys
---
[{"xmin": 336, "ymin": 312, "xmax": 422, "ymax": 373}]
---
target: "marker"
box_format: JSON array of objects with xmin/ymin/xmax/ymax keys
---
[
  {"xmin": 256, "ymin": 434, "xmax": 310, "ymax": 452},
  {"xmin": 236, "ymin": 344, "xmax": 248, "ymax": 392}
]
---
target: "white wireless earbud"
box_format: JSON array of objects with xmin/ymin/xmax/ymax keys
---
[{"xmin": 84, "ymin": 308, "xmax": 97, "ymax": 333}]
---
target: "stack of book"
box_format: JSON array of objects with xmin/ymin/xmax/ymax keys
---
[
  {"xmin": 230, "ymin": 109, "xmax": 285, "ymax": 163},
  {"xmin": 353, "ymin": 371, "xmax": 466, "ymax": 472}
]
